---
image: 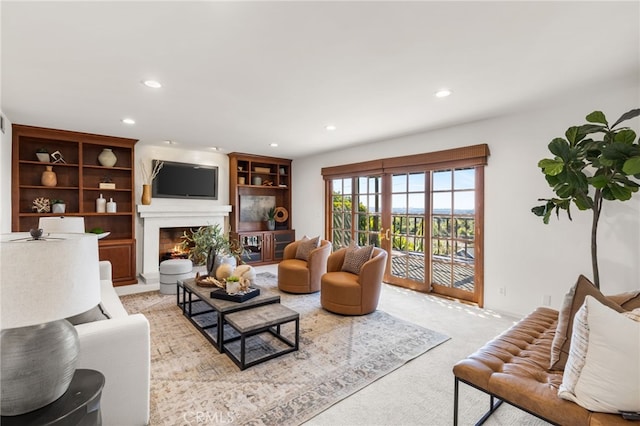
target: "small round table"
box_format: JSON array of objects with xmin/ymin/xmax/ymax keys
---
[{"xmin": 1, "ymin": 369, "xmax": 105, "ymax": 426}]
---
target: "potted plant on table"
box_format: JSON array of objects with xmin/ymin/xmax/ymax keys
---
[
  {"xmin": 51, "ymin": 199, "xmax": 66, "ymax": 214},
  {"xmin": 179, "ymin": 224, "xmax": 247, "ymax": 278},
  {"xmin": 265, "ymin": 207, "xmax": 277, "ymax": 231}
]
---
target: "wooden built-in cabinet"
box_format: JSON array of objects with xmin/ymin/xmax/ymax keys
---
[
  {"xmin": 228, "ymin": 153, "xmax": 294, "ymax": 265},
  {"xmin": 11, "ymin": 124, "xmax": 138, "ymax": 285}
]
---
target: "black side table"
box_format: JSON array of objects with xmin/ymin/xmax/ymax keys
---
[{"xmin": 1, "ymin": 369, "xmax": 105, "ymax": 426}]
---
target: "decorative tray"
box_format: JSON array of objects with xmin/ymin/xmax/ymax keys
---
[
  {"xmin": 254, "ymin": 167, "xmax": 271, "ymax": 173},
  {"xmin": 210, "ymin": 287, "xmax": 260, "ymax": 302},
  {"xmin": 195, "ymin": 274, "xmax": 224, "ymax": 288}
]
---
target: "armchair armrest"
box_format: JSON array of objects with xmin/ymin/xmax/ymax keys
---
[
  {"xmin": 283, "ymin": 240, "xmax": 301, "ymax": 260},
  {"xmin": 75, "ymin": 314, "xmax": 150, "ymax": 426},
  {"xmin": 307, "ymin": 240, "xmax": 332, "ymax": 272},
  {"xmin": 359, "ymin": 248, "xmax": 387, "ymax": 290},
  {"xmin": 99, "ymin": 260, "xmax": 112, "ymax": 281}
]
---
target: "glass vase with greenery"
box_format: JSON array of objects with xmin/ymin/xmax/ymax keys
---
[{"xmin": 179, "ymin": 224, "xmax": 246, "ymax": 270}]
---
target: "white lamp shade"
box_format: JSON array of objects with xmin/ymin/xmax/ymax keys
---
[{"xmin": 0, "ymin": 233, "xmax": 101, "ymax": 329}]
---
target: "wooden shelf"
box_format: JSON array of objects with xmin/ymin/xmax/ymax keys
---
[
  {"xmin": 11, "ymin": 124, "xmax": 139, "ymax": 285},
  {"xmin": 229, "ymin": 152, "xmax": 294, "ymax": 265}
]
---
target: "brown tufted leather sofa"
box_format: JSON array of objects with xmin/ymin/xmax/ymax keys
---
[{"xmin": 453, "ymin": 307, "xmax": 632, "ymax": 425}]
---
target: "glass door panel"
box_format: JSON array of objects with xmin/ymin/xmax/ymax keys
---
[
  {"xmin": 385, "ymin": 172, "xmax": 429, "ymax": 291},
  {"xmin": 331, "ymin": 179, "xmax": 353, "ymax": 249},
  {"xmin": 430, "ymin": 168, "xmax": 477, "ymax": 300},
  {"xmin": 354, "ymin": 176, "xmax": 382, "ymax": 247}
]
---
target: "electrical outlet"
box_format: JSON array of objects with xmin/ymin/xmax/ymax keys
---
[
  {"xmin": 543, "ymin": 295, "xmax": 552, "ymax": 306},
  {"xmin": 499, "ymin": 287, "xmax": 506, "ymax": 296}
]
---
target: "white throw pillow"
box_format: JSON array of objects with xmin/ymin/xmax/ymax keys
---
[{"xmin": 558, "ymin": 295, "xmax": 640, "ymax": 413}]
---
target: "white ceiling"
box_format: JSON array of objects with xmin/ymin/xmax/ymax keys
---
[{"xmin": 2, "ymin": 1, "xmax": 639, "ymax": 159}]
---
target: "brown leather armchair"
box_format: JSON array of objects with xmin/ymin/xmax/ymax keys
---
[
  {"xmin": 277, "ymin": 239, "xmax": 332, "ymax": 293},
  {"xmin": 320, "ymin": 247, "xmax": 387, "ymax": 315}
]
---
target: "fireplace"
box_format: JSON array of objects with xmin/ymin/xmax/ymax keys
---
[
  {"xmin": 137, "ymin": 203, "xmax": 232, "ymax": 283},
  {"xmin": 159, "ymin": 227, "xmax": 191, "ymax": 262}
]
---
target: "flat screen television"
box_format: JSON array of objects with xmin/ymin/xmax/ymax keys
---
[{"xmin": 151, "ymin": 160, "xmax": 218, "ymax": 200}]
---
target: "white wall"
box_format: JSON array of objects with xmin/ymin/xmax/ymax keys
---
[
  {"xmin": 292, "ymin": 76, "xmax": 640, "ymax": 316},
  {"xmin": 133, "ymin": 145, "xmax": 230, "ymax": 276},
  {"xmin": 0, "ymin": 111, "xmax": 12, "ymax": 233}
]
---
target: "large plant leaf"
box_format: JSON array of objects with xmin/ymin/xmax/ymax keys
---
[
  {"xmin": 579, "ymin": 123, "xmax": 607, "ymax": 136},
  {"xmin": 623, "ymin": 156, "xmax": 640, "ymax": 175},
  {"xmin": 556, "ymin": 182, "xmax": 574, "ymax": 198},
  {"xmin": 590, "ymin": 174, "xmax": 609, "ymax": 189},
  {"xmin": 611, "ymin": 108, "xmax": 640, "ymax": 128},
  {"xmin": 615, "ymin": 129, "xmax": 637, "ymax": 144},
  {"xmin": 573, "ymin": 192, "xmax": 593, "ymax": 210},
  {"xmin": 604, "ymin": 183, "xmax": 633, "ymax": 201},
  {"xmin": 538, "ymin": 158, "xmax": 564, "ymax": 175},
  {"xmin": 586, "ymin": 111, "xmax": 608, "ymax": 125},
  {"xmin": 602, "ymin": 142, "xmax": 635, "ymax": 160},
  {"xmin": 548, "ymin": 138, "xmax": 571, "ymax": 159}
]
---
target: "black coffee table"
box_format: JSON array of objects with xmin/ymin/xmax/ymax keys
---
[{"xmin": 177, "ymin": 278, "xmax": 280, "ymax": 352}]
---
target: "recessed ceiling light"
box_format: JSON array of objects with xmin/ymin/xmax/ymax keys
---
[
  {"xmin": 210, "ymin": 146, "xmax": 219, "ymax": 151},
  {"xmin": 435, "ymin": 89, "xmax": 452, "ymax": 98},
  {"xmin": 164, "ymin": 140, "xmax": 177, "ymax": 145},
  {"xmin": 143, "ymin": 80, "xmax": 162, "ymax": 88},
  {"xmin": 325, "ymin": 124, "xmax": 337, "ymax": 131},
  {"xmin": 122, "ymin": 118, "xmax": 135, "ymax": 125},
  {"xmin": 270, "ymin": 143, "xmax": 278, "ymax": 147}
]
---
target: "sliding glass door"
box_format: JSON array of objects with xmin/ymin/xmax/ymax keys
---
[
  {"xmin": 385, "ymin": 172, "xmax": 429, "ymax": 291},
  {"xmin": 322, "ymin": 145, "xmax": 487, "ymax": 305}
]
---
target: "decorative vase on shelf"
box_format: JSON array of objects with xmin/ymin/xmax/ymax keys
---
[
  {"xmin": 51, "ymin": 203, "xmax": 66, "ymax": 214},
  {"xmin": 36, "ymin": 152, "xmax": 50, "ymax": 162},
  {"xmin": 98, "ymin": 148, "xmax": 117, "ymax": 167},
  {"xmin": 141, "ymin": 184, "xmax": 152, "ymax": 205},
  {"xmin": 267, "ymin": 219, "xmax": 276, "ymax": 231},
  {"xmin": 41, "ymin": 166, "xmax": 57, "ymax": 187}
]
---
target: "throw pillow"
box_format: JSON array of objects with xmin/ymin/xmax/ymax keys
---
[
  {"xmin": 558, "ymin": 295, "xmax": 640, "ymax": 413},
  {"xmin": 623, "ymin": 308, "xmax": 640, "ymax": 322},
  {"xmin": 549, "ymin": 275, "xmax": 624, "ymax": 370},
  {"xmin": 341, "ymin": 244, "xmax": 374, "ymax": 274},
  {"xmin": 607, "ymin": 290, "xmax": 640, "ymax": 311},
  {"xmin": 295, "ymin": 236, "xmax": 320, "ymax": 261},
  {"xmin": 66, "ymin": 304, "xmax": 110, "ymax": 325}
]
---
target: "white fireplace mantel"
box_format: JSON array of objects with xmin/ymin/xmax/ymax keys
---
[{"xmin": 137, "ymin": 203, "xmax": 232, "ymax": 283}]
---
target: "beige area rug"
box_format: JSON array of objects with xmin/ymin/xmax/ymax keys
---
[{"xmin": 121, "ymin": 273, "xmax": 449, "ymax": 426}]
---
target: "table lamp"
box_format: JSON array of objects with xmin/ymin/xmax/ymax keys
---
[{"xmin": 0, "ymin": 232, "xmax": 101, "ymax": 416}]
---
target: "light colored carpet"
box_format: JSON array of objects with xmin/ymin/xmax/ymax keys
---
[{"xmin": 121, "ymin": 272, "xmax": 449, "ymax": 425}]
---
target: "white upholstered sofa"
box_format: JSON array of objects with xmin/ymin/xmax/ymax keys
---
[{"xmin": 74, "ymin": 261, "xmax": 150, "ymax": 425}]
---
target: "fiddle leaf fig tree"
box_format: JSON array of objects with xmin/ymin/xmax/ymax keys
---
[{"xmin": 532, "ymin": 108, "xmax": 640, "ymax": 289}]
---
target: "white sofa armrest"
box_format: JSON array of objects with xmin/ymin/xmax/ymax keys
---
[
  {"xmin": 99, "ymin": 260, "xmax": 112, "ymax": 281},
  {"xmin": 76, "ymin": 314, "xmax": 150, "ymax": 426}
]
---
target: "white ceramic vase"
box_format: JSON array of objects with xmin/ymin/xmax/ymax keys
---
[{"xmin": 98, "ymin": 148, "xmax": 117, "ymax": 167}]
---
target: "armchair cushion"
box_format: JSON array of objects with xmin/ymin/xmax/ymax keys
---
[
  {"xmin": 295, "ymin": 236, "xmax": 320, "ymax": 261},
  {"xmin": 341, "ymin": 244, "xmax": 374, "ymax": 274}
]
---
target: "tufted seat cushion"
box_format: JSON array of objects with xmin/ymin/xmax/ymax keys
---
[{"xmin": 453, "ymin": 307, "xmax": 632, "ymax": 425}]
